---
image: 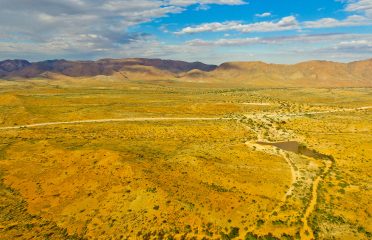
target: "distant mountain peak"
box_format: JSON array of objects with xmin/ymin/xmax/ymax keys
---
[
  {"xmin": 0, "ymin": 59, "xmax": 31, "ymax": 72},
  {"xmin": 0, "ymin": 58, "xmax": 217, "ymax": 79}
]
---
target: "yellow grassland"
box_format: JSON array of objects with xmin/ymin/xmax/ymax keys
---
[{"xmin": 0, "ymin": 78, "xmax": 371, "ymax": 239}]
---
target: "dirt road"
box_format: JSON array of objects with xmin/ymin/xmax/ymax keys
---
[
  {"xmin": 0, "ymin": 117, "xmax": 230, "ymax": 130},
  {"xmin": 1, "ymin": 105, "xmax": 369, "ymax": 131}
]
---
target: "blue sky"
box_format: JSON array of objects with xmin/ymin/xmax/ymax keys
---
[{"xmin": 0, "ymin": 0, "xmax": 371, "ymax": 63}]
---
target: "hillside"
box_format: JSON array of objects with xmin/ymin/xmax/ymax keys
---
[
  {"xmin": 0, "ymin": 58, "xmax": 217, "ymax": 79},
  {"xmin": 181, "ymin": 59, "xmax": 372, "ymax": 87},
  {"xmin": 0, "ymin": 58, "xmax": 371, "ymax": 87}
]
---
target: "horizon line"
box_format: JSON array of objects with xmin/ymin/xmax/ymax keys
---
[{"xmin": 1, "ymin": 57, "xmax": 371, "ymax": 66}]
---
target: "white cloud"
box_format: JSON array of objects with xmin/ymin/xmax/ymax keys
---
[
  {"xmin": 177, "ymin": 11, "xmax": 372, "ymax": 34},
  {"xmin": 338, "ymin": 39, "xmax": 371, "ymax": 46},
  {"xmin": 255, "ymin": 12, "xmax": 271, "ymax": 17},
  {"xmin": 335, "ymin": 39, "xmax": 372, "ymax": 52},
  {"xmin": 186, "ymin": 33, "xmax": 372, "ymax": 46},
  {"xmin": 176, "ymin": 16, "xmax": 299, "ymax": 34},
  {"xmin": 345, "ymin": 0, "xmax": 372, "ymax": 17},
  {"xmin": 167, "ymin": 0, "xmax": 246, "ymax": 6},
  {"xmin": 0, "ymin": 0, "xmax": 247, "ymax": 60},
  {"xmin": 0, "ymin": 0, "xmax": 182, "ymax": 42},
  {"xmin": 187, "ymin": 37, "xmax": 260, "ymax": 46},
  {"xmin": 184, "ymin": 33, "xmax": 372, "ymax": 63},
  {"xmin": 303, "ymin": 15, "xmax": 371, "ymax": 28},
  {"xmin": 175, "ymin": 0, "xmax": 372, "ymax": 35}
]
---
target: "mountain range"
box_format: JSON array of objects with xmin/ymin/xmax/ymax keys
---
[{"xmin": 1, "ymin": 58, "xmax": 371, "ymax": 87}]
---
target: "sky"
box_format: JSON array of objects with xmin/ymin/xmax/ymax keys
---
[{"xmin": 0, "ymin": 0, "xmax": 371, "ymax": 64}]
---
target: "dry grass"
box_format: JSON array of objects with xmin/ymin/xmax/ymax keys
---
[
  {"xmin": 0, "ymin": 79, "xmax": 371, "ymax": 239},
  {"xmin": 0, "ymin": 121, "xmax": 291, "ymax": 239}
]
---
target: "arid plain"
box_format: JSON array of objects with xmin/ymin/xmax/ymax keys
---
[{"xmin": 0, "ymin": 76, "xmax": 371, "ymax": 240}]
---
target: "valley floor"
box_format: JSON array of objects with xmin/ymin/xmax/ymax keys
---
[{"xmin": 0, "ymin": 79, "xmax": 371, "ymax": 239}]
